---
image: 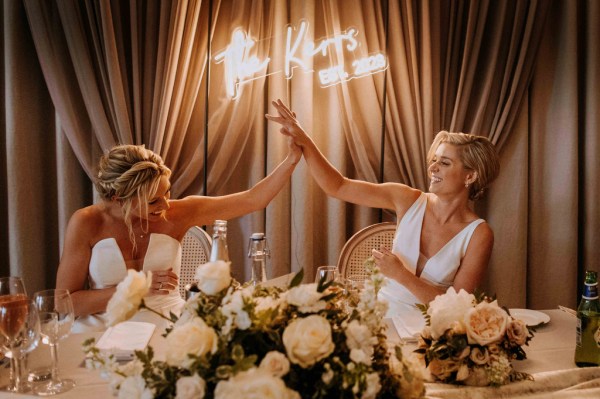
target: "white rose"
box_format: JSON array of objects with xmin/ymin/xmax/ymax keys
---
[
  {"xmin": 166, "ymin": 317, "xmax": 218, "ymax": 368},
  {"xmin": 286, "ymin": 283, "xmax": 326, "ymax": 313},
  {"xmin": 427, "ymin": 287, "xmax": 475, "ymax": 339},
  {"xmin": 259, "ymin": 351, "xmax": 290, "ymax": 377},
  {"xmin": 175, "ymin": 374, "xmax": 206, "ymax": 399},
  {"xmin": 464, "ymin": 301, "xmax": 508, "ymax": 345},
  {"xmin": 118, "ymin": 375, "xmax": 154, "ymax": 399},
  {"xmin": 106, "ymin": 270, "xmax": 151, "ymax": 326},
  {"xmin": 283, "ymin": 315, "xmax": 335, "ymax": 367},
  {"xmin": 221, "ymin": 290, "xmax": 251, "ymax": 330},
  {"xmin": 214, "ymin": 368, "xmax": 299, "ymax": 399},
  {"xmin": 195, "ymin": 261, "xmax": 232, "ymax": 295}
]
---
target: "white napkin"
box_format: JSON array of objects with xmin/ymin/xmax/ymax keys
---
[
  {"xmin": 391, "ymin": 312, "xmax": 425, "ymax": 342},
  {"xmin": 96, "ymin": 321, "xmax": 155, "ymax": 361}
]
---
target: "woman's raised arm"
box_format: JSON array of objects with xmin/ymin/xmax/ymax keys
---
[{"xmin": 266, "ymin": 99, "xmax": 419, "ymax": 213}]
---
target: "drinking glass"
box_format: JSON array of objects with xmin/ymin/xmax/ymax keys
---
[
  {"xmin": 0, "ymin": 297, "xmax": 40, "ymax": 393},
  {"xmin": 345, "ymin": 276, "xmax": 365, "ymax": 307},
  {"xmin": 0, "ymin": 276, "xmax": 30, "ymax": 393},
  {"xmin": 315, "ymin": 266, "xmax": 339, "ymax": 284},
  {"xmin": 32, "ymin": 289, "xmax": 75, "ymax": 395},
  {"xmin": 0, "ymin": 276, "xmax": 27, "ymax": 297}
]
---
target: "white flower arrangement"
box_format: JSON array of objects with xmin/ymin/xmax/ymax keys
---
[
  {"xmin": 415, "ymin": 287, "xmax": 535, "ymax": 386},
  {"xmin": 84, "ymin": 259, "xmax": 424, "ymax": 398}
]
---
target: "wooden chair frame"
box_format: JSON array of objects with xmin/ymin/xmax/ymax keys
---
[
  {"xmin": 337, "ymin": 222, "xmax": 397, "ymax": 281},
  {"xmin": 179, "ymin": 226, "xmax": 212, "ymax": 298}
]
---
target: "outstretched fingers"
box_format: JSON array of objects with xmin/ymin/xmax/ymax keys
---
[{"xmin": 272, "ymin": 99, "xmax": 295, "ymax": 120}]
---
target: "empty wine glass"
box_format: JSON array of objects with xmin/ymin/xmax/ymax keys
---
[
  {"xmin": 32, "ymin": 289, "xmax": 75, "ymax": 395},
  {"xmin": 315, "ymin": 266, "xmax": 339, "ymax": 284},
  {"xmin": 0, "ymin": 276, "xmax": 27, "ymax": 297},
  {"xmin": 0, "ymin": 297, "xmax": 40, "ymax": 393}
]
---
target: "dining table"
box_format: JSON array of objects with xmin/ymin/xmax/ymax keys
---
[{"xmin": 1, "ymin": 308, "xmax": 600, "ymax": 398}]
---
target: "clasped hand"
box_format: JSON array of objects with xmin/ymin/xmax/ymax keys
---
[
  {"xmin": 371, "ymin": 246, "xmax": 409, "ymax": 283},
  {"xmin": 149, "ymin": 268, "xmax": 178, "ymax": 295}
]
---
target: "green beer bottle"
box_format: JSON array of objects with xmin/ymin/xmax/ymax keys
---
[{"xmin": 575, "ymin": 270, "xmax": 600, "ymax": 367}]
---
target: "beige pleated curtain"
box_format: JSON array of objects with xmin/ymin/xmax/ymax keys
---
[{"xmin": 2, "ymin": 0, "xmax": 598, "ymax": 310}]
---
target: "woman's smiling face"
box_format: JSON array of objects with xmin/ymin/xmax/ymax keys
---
[
  {"xmin": 428, "ymin": 143, "xmax": 473, "ymax": 196},
  {"xmin": 130, "ymin": 175, "xmax": 171, "ymax": 222}
]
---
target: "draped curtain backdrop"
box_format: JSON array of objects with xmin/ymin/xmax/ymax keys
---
[{"xmin": 2, "ymin": 0, "xmax": 598, "ymax": 309}]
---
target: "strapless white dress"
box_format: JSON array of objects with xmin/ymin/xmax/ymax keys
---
[
  {"xmin": 379, "ymin": 193, "xmax": 484, "ymax": 319},
  {"xmin": 71, "ymin": 233, "xmax": 185, "ymax": 333}
]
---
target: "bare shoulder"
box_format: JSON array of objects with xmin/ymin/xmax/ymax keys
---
[
  {"xmin": 66, "ymin": 205, "xmax": 104, "ymax": 239},
  {"xmin": 392, "ymin": 185, "xmax": 423, "ymax": 216},
  {"xmin": 471, "ymin": 221, "xmax": 494, "ymax": 246}
]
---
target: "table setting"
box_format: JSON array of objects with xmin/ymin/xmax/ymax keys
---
[{"xmin": 2, "ymin": 264, "xmax": 600, "ymax": 398}]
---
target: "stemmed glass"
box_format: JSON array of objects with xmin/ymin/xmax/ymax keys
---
[
  {"xmin": 0, "ymin": 295, "xmax": 40, "ymax": 393},
  {"xmin": 314, "ymin": 266, "xmax": 339, "ymax": 284},
  {"xmin": 32, "ymin": 289, "xmax": 75, "ymax": 395}
]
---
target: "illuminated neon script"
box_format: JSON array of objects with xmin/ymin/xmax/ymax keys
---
[{"xmin": 213, "ymin": 21, "xmax": 387, "ymax": 99}]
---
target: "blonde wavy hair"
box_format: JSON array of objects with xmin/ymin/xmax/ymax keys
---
[
  {"xmin": 94, "ymin": 144, "xmax": 171, "ymax": 248},
  {"xmin": 427, "ymin": 131, "xmax": 500, "ymax": 201}
]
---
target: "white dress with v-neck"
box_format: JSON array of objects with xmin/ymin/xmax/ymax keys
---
[
  {"xmin": 71, "ymin": 233, "xmax": 185, "ymax": 333},
  {"xmin": 379, "ymin": 193, "xmax": 484, "ymax": 318}
]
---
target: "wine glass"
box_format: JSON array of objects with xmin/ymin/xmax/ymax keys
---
[
  {"xmin": 32, "ymin": 289, "xmax": 75, "ymax": 395},
  {"xmin": 0, "ymin": 297, "xmax": 40, "ymax": 393},
  {"xmin": 315, "ymin": 266, "xmax": 339, "ymax": 284},
  {"xmin": 0, "ymin": 276, "xmax": 27, "ymax": 297},
  {"xmin": 0, "ymin": 276, "xmax": 30, "ymax": 393}
]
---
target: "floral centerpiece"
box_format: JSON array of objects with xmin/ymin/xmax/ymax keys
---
[
  {"xmin": 414, "ymin": 288, "xmax": 535, "ymax": 386},
  {"xmin": 84, "ymin": 261, "xmax": 424, "ymax": 398}
]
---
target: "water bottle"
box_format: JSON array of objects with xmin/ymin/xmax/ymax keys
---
[
  {"xmin": 575, "ymin": 270, "xmax": 600, "ymax": 367},
  {"xmin": 209, "ymin": 220, "xmax": 230, "ymax": 262},
  {"xmin": 247, "ymin": 233, "xmax": 270, "ymax": 285}
]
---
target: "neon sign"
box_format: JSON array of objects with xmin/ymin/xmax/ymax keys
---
[{"xmin": 214, "ymin": 21, "xmax": 387, "ymax": 99}]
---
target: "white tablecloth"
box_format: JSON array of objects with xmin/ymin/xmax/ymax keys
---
[{"xmin": 2, "ymin": 309, "xmax": 599, "ymax": 398}]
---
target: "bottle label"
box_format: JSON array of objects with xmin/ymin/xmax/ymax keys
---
[
  {"xmin": 583, "ymin": 282, "xmax": 599, "ymax": 300},
  {"xmin": 595, "ymin": 326, "xmax": 600, "ymax": 349},
  {"xmin": 576, "ymin": 318, "xmax": 582, "ymax": 347}
]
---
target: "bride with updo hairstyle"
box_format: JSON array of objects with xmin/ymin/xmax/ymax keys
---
[
  {"xmin": 58, "ymin": 142, "xmax": 301, "ymax": 332},
  {"xmin": 94, "ymin": 145, "xmax": 173, "ymax": 252}
]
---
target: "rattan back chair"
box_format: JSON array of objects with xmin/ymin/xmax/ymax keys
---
[
  {"xmin": 179, "ymin": 226, "xmax": 212, "ymax": 299},
  {"xmin": 337, "ymin": 222, "xmax": 397, "ymax": 281}
]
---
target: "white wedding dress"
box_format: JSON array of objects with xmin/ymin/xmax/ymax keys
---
[
  {"xmin": 379, "ymin": 193, "xmax": 484, "ymax": 330},
  {"xmin": 71, "ymin": 233, "xmax": 185, "ymax": 333}
]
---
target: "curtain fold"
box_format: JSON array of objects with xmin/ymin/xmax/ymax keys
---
[{"xmin": 23, "ymin": 0, "xmax": 209, "ymax": 198}]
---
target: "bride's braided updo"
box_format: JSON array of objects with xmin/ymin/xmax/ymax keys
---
[{"xmin": 95, "ymin": 144, "xmax": 171, "ymax": 248}]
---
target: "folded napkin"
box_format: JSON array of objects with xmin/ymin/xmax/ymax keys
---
[
  {"xmin": 262, "ymin": 273, "xmax": 294, "ymax": 289},
  {"xmin": 96, "ymin": 321, "xmax": 156, "ymax": 361},
  {"xmin": 392, "ymin": 311, "xmax": 425, "ymax": 342}
]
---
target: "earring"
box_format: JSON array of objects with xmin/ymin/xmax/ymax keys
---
[{"xmin": 465, "ymin": 182, "xmax": 470, "ymax": 188}]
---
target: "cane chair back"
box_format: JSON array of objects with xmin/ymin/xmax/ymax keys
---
[
  {"xmin": 337, "ymin": 222, "xmax": 397, "ymax": 281},
  {"xmin": 179, "ymin": 226, "xmax": 212, "ymax": 299}
]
